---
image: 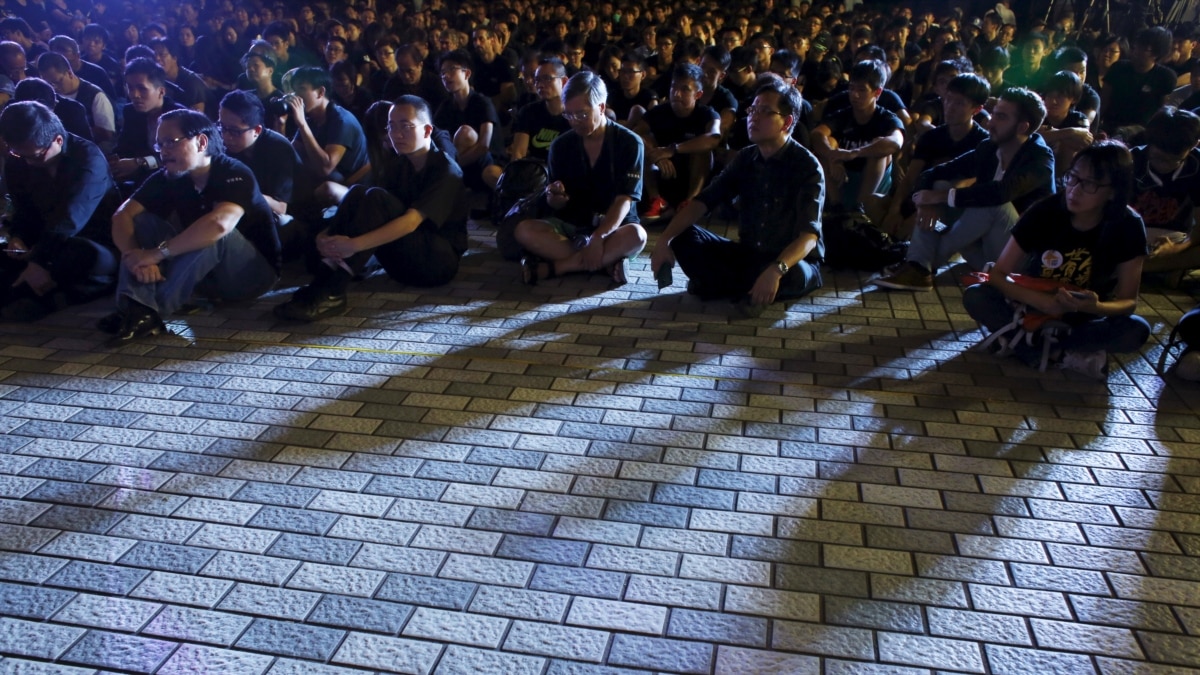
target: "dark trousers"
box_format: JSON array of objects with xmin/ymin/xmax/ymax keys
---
[
  {"xmin": 963, "ymin": 283, "xmax": 1151, "ymax": 354},
  {"xmin": 0, "ymin": 236, "xmax": 118, "ymax": 306},
  {"xmin": 670, "ymin": 225, "xmax": 822, "ymax": 301},
  {"xmin": 316, "ymin": 185, "xmax": 462, "ymax": 291}
]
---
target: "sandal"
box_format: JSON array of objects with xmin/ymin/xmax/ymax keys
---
[
  {"xmin": 607, "ymin": 258, "xmax": 628, "ymax": 289},
  {"xmin": 520, "ymin": 256, "xmax": 556, "ymax": 286}
]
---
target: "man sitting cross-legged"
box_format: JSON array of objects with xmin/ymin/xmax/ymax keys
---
[
  {"xmin": 274, "ymin": 96, "xmax": 468, "ymax": 322},
  {"xmin": 875, "ymin": 87, "xmax": 1055, "ymax": 291},
  {"xmin": 514, "ymin": 71, "xmax": 647, "ymax": 287},
  {"xmin": 105, "ymin": 109, "xmax": 282, "ymax": 342},
  {"xmin": 650, "ymin": 79, "xmax": 824, "ymax": 317}
]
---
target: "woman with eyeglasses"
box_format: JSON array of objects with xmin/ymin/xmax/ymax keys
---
[{"xmin": 961, "ymin": 140, "xmax": 1150, "ymax": 379}]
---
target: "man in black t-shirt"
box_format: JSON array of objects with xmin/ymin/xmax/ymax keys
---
[
  {"xmin": 1101, "ymin": 27, "xmax": 1177, "ymax": 133},
  {"xmin": 634, "ymin": 63, "xmax": 721, "ymax": 221},
  {"xmin": 218, "ymin": 90, "xmax": 305, "ymax": 249},
  {"xmin": 812, "ymin": 60, "xmax": 905, "ymax": 212},
  {"xmin": 1135, "ymin": 108, "xmax": 1200, "ymax": 274},
  {"xmin": 471, "ymin": 27, "xmax": 517, "ymax": 112},
  {"xmin": 506, "ymin": 58, "xmax": 571, "ymax": 164},
  {"xmin": 698, "ymin": 46, "xmax": 739, "ymax": 139},
  {"xmin": 515, "ymin": 71, "xmax": 646, "ymax": 288},
  {"xmin": 882, "ymin": 73, "xmax": 991, "ymax": 237},
  {"xmin": 106, "ymin": 109, "xmax": 281, "ymax": 342},
  {"xmin": 607, "ymin": 53, "xmax": 658, "ymax": 125},
  {"xmin": 434, "ymin": 49, "xmax": 503, "ymax": 192},
  {"xmin": 275, "ymin": 96, "xmax": 468, "ymax": 322}
]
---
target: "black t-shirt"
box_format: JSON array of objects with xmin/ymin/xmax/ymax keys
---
[
  {"xmin": 1131, "ymin": 146, "xmax": 1200, "ymax": 231},
  {"xmin": 1046, "ymin": 109, "xmax": 1090, "ymax": 130},
  {"xmin": 705, "ymin": 85, "xmax": 739, "ymax": 116},
  {"xmin": 643, "ymin": 102, "xmax": 720, "ymax": 146},
  {"xmin": 821, "ymin": 105, "xmax": 905, "ymax": 172},
  {"xmin": 172, "ymin": 68, "xmax": 209, "ymax": 109},
  {"xmin": 607, "ymin": 87, "xmax": 657, "ymax": 122},
  {"xmin": 132, "ymin": 154, "xmax": 282, "ymax": 273},
  {"xmin": 471, "ymin": 56, "xmax": 515, "ymax": 99},
  {"xmin": 1013, "ymin": 194, "xmax": 1147, "ymax": 295},
  {"xmin": 1102, "ymin": 61, "xmax": 1177, "ymax": 129},
  {"xmin": 823, "ymin": 88, "xmax": 907, "ymax": 120},
  {"xmin": 434, "ymin": 91, "xmax": 504, "ymax": 158},
  {"xmin": 913, "ymin": 122, "xmax": 990, "ymax": 167},
  {"xmin": 230, "ymin": 129, "xmax": 302, "ymax": 206},
  {"xmin": 547, "ymin": 122, "xmax": 644, "ymax": 228},
  {"xmin": 514, "ymin": 100, "xmax": 572, "ymax": 162},
  {"xmin": 382, "ymin": 146, "xmax": 468, "ymax": 251}
]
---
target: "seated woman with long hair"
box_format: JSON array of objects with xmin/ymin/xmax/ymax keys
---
[{"xmin": 961, "ymin": 140, "xmax": 1150, "ymax": 378}]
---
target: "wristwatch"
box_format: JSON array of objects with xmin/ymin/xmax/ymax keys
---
[
  {"xmin": 157, "ymin": 240, "xmax": 171, "ymax": 260},
  {"xmin": 774, "ymin": 260, "xmax": 789, "ymax": 276}
]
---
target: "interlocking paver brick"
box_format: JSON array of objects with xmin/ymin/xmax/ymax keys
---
[
  {"xmin": 607, "ymin": 634, "xmax": 714, "ymax": 674},
  {"xmin": 567, "ymin": 597, "xmax": 668, "ymax": 634},
  {"xmin": 375, "ymin": 573, "xmax": 477, "ymax": 610},
  {"xmin": 434, "ymin": 645, "xmax": 546, "ymax": 675},
  {"xmin": 143, "ymin": 605, "xmax": 253, "ymax": 645},
  {"xmin": 469, "ymin": 584, "xmax": 570, "ymax": 622},
  {"xmin": 46, "ymin": 560, "xmax": 149, "ymax": 594},
  {"xmin": 60, "ymin": 630, "xmax": 178, "ymax": 673},
  {"xmin": 53, "ymin": 593, "xmax": 161, "ymax": 632},
  {"xmin": 286, "ymin": 561, "xmax": 386, "ymax": 596},
  {"xmin": 773, "ymin": 621, "xmax": 875, "ymax": 659},
  {"xmin": 157, "ymin": 644, "xmax": 274, "ymax": 675},
  {"xmin": 985, "ymin": 644, "xmax": 1099, "ymax": 674},
  {"xmin": 402, "ymin": 607, "xmax": 508, "ymax": 647},
  {"xmin": 235, "ymin": 618, "xmax": 346, "ymax": 660},
  {"xmin": 927, "ymin": 607, "xmax": 1032, "ymax": 645},
  {"xmin": 331, "ymin": 632, "xmax": 443, "ymax": 674},
  {"xmin": 217, "ymin": 583, "xmax": 321, "ymax": 620}
]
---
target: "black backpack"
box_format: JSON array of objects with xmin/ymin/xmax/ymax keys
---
[
  {"xmin": 821, "ymin": 208, "xmax": 909, "ymax": 271},
  {"xmin": 492, "ymin": 159, "xmax": 550, "ymax": 260}
]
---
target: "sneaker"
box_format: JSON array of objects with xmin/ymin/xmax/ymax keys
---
[
  {"xmin": 1175, "ymin": 350, "xmax": 1200, "ymax": 381},
  {"xmin": 874, "ymin": 262, "xmax": 933, "ymax": 291},
  {"xmin": 1059, "ymin": 350, "xmax": 1109, "ymax": 379},
  {"xmin": 273, "ymin": 285, "xmax": 348, "ymax": 322},
  {"xmin": 642, "ymin": 196, "xmax": 669, "ymax": 222}
]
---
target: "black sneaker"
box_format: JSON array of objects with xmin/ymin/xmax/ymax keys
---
[
  {"xmin": 273, "ymin": 285, "xmax": 347, "ymax": 322},
  {"xmin": 111, "ymin": 305, "xmax": 168, "ymax": 344}
]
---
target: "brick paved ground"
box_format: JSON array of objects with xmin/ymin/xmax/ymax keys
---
[{"xmin": 2, "ymin": 219, "xmax": 1200, "ymax": 674}]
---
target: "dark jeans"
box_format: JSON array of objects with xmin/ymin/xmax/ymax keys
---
[
  {"xmin": 670, "ymin": 224, "xmax": 822, "ymax": 302},
  {"xmin": 315, "ymin": 185, "xmax": 462, "ymax": 290},
  {"xmin": 963, "ymin": 283, "xmax": 1151, "ymax": 354},
  {"xmin": 0, "ymin": 236, "xmax": 118, "ymax": 305}
]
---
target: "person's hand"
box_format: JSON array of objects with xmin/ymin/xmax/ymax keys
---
[
  {"xmin": 13, "ymin": 261, "xmax": 55, "ymax": 296},
  {"xmin": 649, "ymin": 239, "xmax": 675, "ymax": 277},
  {"xmin": 824, "ymin": 160, "xmax": 846, "ymax": 187},
  {"xmin": 655, "ymin": 158, "xmax": 676, "ymax": 179},
  {"xmin": 133, "ymin": 263, "xmax": 164, "ymax": 284},
  {"xmin": 832, "ymin": 148, "xmax": 857, "ymax": 162},
  {"xmin": 285, "ymin": 94, "xmax": 307, "ymax": 125},
  {"xmin": 1149, "ymin": 233, "xmax": 1189, "ymax": 257},
  {"xmin": 316, "ymin": 234, "xmax": 358, "ymax": 260},
  {"xmin": 912, "ymin": 189, "xmax": 948, "ymax": 207},
  {"xmin": 915, "ymin": 204, "xmax": 943, "ymax": 232},
  {"xmin": 1054, "ymin": 287, "xmax": 1098, "ymax": 314},
  {"xmin": 121, "ymin": 248, "xmax": 163, "ymax": 273},
  {"xmin": 546, "ymin": 181, "xmax": 569, "ymax": 209},
  {"xmin": 580, "ymin": 235, "xmax": 605, "ymax": 271},
  {"xmin": 109, "ymin": 158, "xmax": 140, "ymax": 179},
  {"xmin": 646, "ymin": 146, "xmax": 671, "ymax": 163},
  {"xmin": 4, "ymin": 235, "xmax": 28, "ymax": 259},
  {"xmin": 749, "ymin": 267, "xmax": 782, "ymax": 306}
]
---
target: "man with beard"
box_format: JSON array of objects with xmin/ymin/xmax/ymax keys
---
[
  {"xmin": 875, "ymin": 87, "xmax": 1055, "ymax": 291},
  {"xmin": 109, "ymin": 58, "xmax": 185, "ymax": 188},
  {"xmin": 650, "ymin": 80, "xmax": 824, "ymax": 316},
  {"xmin": 104, "ymin": 110, "xmax": 281, "ymax": 342}
]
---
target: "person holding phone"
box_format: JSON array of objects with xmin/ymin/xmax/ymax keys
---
[{"xmin": 961, "ymin": 140, "xmax": 1150, "ymax": 378}]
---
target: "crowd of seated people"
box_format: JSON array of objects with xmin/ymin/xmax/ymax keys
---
[{"xmin": 0, "ymin": 0, "xmax": 1198, "ymax": 380}]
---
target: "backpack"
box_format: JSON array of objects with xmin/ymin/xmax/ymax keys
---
[
  {"xmin": 821, "ymin": 208, "xmax": 909, "ymax": 271},
  {"xmin": 493, "ymin": 159, "xmax": 550, "ymax": 260}
]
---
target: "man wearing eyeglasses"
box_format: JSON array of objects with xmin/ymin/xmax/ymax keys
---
[
  {"xmin": 218, "ymin": 90, "xmax": 303, "ymax": 224},
  {"xmin": 105, "ymin": 109, "xmax": 281, "ymax": 342},
  {"xmin": 0, "ymin": 101, "xmax": 121, "ymax": 321},
  {"xmin": 274, "ymin": 95, "xmax": 467, "ymax": 321},
  {"xmin": 504, "ymin": 57, "xmax": 571, "ymax": 164},
  {"xmin": 381, "ymin": 44, "xmax": 446, "ymax": 112},
  {"xmin": 650, "ymin": 80, "xmax": 824, "ymax": 317}
]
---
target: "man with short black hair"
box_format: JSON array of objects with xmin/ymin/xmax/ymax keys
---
[
  {"xmin": 651, "ymin": 80, "xmax": 824, "ymax": 316},
  {"xmin": 149, "ymin": 37, "xmax": 208, "ymax": 113},
  {"xmin": 812, "ymin": 59, "xmax": 905, "ymax": 211},
  {"xmin": 37, "ymin": 51, "xmax": 114, "ymax": 146},
  {"xmin": 48, "ymin": 35, "xmax": 116, "ymax": 100},
  {"xmin": 434, "ymin": 49, "xmax": 503, "ymax": 191},
  {"xmin": 1135, "ymin": 107, "xmax": 1200, "ymax": 273},
  {"xmin": 13, "ymin": 77, "xmax": 92, "ymax": 141},
  {"xmin": 111, "ymin": 58, "xmax": 186, "ymax": 185},
  {"xmin": 218, "ymin": 90, "xmax": 302, "ymax": 220},
  {"xmin": 635, "ymin": 62, "xmax": 721, "ymax": 221},
  {"xmin": 382, "ymin": 43, "xmax": 446, "ymax": 108},
  {"xmin": 1101, "ymin": 26, "xmax": 1177, "ymax": 132},
  {"xmin": 876, "ymin": 87, "xmax": 1056, "ymax": 291},
  {"xmin": 284, "ymin": 66, "xmax": 368, "ymax": 184},
  {"xmin": 274, "ymin": 96, "xmax": 468, "ymax": 321},
  {"xmin": 0, "ymin": 101, "xmax": 120, "ymax": 321},
  {"xmin": 106, "ymin": 109, "xmax": 281, "ymax": 342}
]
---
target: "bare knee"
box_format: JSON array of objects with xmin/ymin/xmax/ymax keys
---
[{"xmin": 453, "ymin": 125, "xmax": 478, "ymax": 151}]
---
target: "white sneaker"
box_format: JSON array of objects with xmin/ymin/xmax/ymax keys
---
[
  {"xmin": 1059, "ymin": 350, "xmax": 1109, "ymax": 379},
  {"xmin": 1175, "ymin": 351, "xmax": 1200, "ymax": 381}
]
